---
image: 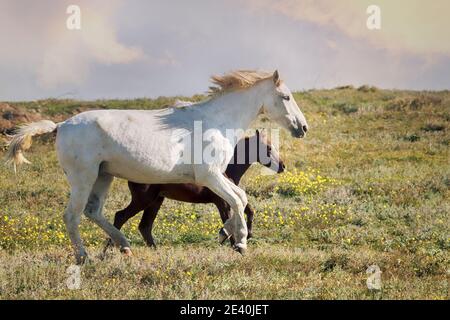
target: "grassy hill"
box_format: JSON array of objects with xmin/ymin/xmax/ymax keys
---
[{"xmin": 0, "ymin": 87, "xmax": 449, "ymax": 299}]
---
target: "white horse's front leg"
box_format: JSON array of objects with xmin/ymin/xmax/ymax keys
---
[
  {"xmin": 229, "ymin": 183, "xmax": 248, "ymax": 209},
  {"xmin": 197, "ymin": 170, "xmax": 248, "ymax": 254},
  {"xmin": 226, "ymin": 182, "xmax": 248, "ymax": 247}
]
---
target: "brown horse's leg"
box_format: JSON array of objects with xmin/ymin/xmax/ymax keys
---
[
  {"xmin": 113, "ymin": 184, "xmax": 160, "ymax": 230},
  {"xmin": 138, "ymin": 196, "xmax": 164, "ymax": 248},
  {"xmin": 113, "ymin": 202, "xmax": 146, "ymax": 231},
  {"xmin": 244, "ymin": 203, "xmax": 254, "ymax": 239},
  {"xmin": 101, "ymin": 200, "xmax": 150, "ymax": 253},
  {"xmin": 101, "ymin": 184, "xmax": 160, "ymax": 254},
  {"xmin": 214, "ymin": 199, "xmax": 235, "ymax": 246},
  {"xmin": 216, "ymin": 199, "xmax": 230, "ymax": 224}
]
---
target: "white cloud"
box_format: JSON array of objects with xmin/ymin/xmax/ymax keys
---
[
  {"xmin": 249, "ymin": 0, "xmax": 450, "ymax": 57},
  {"xmin": 0, "ymin": 0, "xmax": 448, "ymax": 100},
  {"xmin": 0, "ymin": 0, "xmax": 144, "ymax": 88}
]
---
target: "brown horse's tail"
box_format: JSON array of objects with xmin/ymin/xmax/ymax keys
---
[{"xmin": 4, "ymin": 120, "xmax": 58, "ymax": 173}]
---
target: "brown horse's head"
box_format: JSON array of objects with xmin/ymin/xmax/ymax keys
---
[{"xmin": 231, "ymin": 130, "xmax": 285, "ymax": 173}]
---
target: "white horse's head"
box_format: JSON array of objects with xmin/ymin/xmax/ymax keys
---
[{"xmin": 262, "ymin": 70, "xmax": 308, "ymax": 138}]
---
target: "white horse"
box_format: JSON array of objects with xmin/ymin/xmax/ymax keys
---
[{"xmin": 6, "ymin": 70, "xmax": 308, "ymax": 264}]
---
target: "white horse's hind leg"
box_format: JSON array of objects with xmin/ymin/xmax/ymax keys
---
[
  {"xmin": 64, "ymin": 172, "xmax": 98, "ymax": 265},
  {"xmin": 84, "ymin": 173, "xmax": 131, "ymax": 254},
  {"xmin": 198, "ymin": 171, "xmax": 248, "ymax": 253}
]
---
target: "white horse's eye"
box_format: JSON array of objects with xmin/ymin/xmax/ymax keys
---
[{"xmin": 281, "ymin": 95, "xmax": 290, "ymax": 101}]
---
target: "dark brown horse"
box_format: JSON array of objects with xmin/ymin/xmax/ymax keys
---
[{"xmin": 112, "ymin": 130, "xmax": 285, "ymax": 247}]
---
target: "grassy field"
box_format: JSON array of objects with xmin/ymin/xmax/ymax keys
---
[{"xmin": 0, "ymin": 87, "xmax": 449, "ymax": 299}]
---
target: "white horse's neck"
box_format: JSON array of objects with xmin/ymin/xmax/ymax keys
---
[{"xmin": 199, "ymin": 79, "xmax": 271, "ymax": 136}]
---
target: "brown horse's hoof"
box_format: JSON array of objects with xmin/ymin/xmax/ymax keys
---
[
  {"xmin": 121, "ymin": 247, "xmax": 133, "ymax": 257},
  {"xmin": 218, "ymin": 228, "xmax": 231, "ymax": 245},
  {"xmin": 145, "ymin": 239, "xmax": 157, "ymax": 249}
]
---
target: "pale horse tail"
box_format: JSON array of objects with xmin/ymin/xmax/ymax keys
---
[{"xmin": 4, "ymin": 120, "xmax": 58, "ymax": 173}]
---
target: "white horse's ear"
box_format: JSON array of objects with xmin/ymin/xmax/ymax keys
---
[{"xmin": 273, "ymin": 70, "xmax": 281, "ymax": 86}]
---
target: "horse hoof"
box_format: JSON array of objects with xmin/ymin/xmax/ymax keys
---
[
  {"xmin": 146, "ymin": 239, "xmax": 157, "ymax": 249},
  {"xmin": 218, "ymin": 228, "xmax": 231, "ymax": 245},
  {"xmin": 76, "ymin": 254, "xmax": 88, "ymax": 265},
  {"xmin": 121, "ymin": 247, "xmax": 133, "ymax": 257},
  {"xmin": 233, "ymin": 245, "xmax": 247, "ymax": 256}
]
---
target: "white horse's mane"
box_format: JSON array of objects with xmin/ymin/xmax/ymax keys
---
[{"xmin": 208, "ymin": 70, "xmax": 273, "ymax": 97}]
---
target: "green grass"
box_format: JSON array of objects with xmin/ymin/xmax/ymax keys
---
[{"xmin": 0, "ymin": 88, "xmax": 449, "ymax": 299}]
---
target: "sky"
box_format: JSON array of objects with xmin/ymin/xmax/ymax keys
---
[{"xmin": 0, "ymin": 0, "xmax": 449, "ymax": 101}]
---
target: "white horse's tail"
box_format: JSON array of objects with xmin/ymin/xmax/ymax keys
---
[{"xmin": 5, "ymin": 120, "xmax": 58, "ymax": 173}]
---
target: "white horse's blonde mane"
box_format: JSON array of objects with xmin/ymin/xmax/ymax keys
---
[{"xmin": 208, "ymin": 70, "xmax": 273, "ymax": 96}]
